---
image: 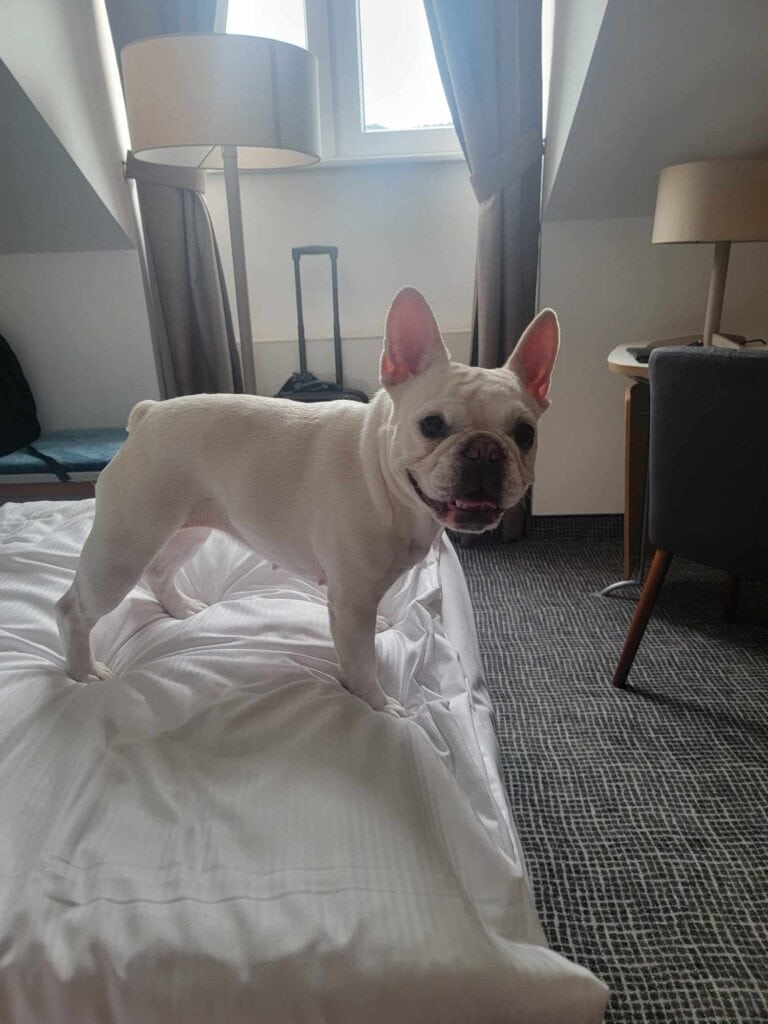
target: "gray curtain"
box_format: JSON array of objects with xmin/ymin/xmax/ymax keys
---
[
  {"xmin": 128, "ymin": 158, "xmax": 243, "ymax": 396},
  {"xmin": 424, "ymin": 0, "xmax": 543, "ymax": 369},
  {"xmin": 107, "ymin": 0, "xmax": 242, "ymax": 396}
]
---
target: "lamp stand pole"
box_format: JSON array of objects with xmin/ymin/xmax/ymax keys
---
[
  {"xmin": 222, "ymin": 145, "xmax": 257, "ymax": 394},
  {"xmin": 701, "ymin": 240, "xmax": 731, "ymax": 347}
]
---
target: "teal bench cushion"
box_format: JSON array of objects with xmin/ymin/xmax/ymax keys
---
[{"xmin": 0, "ymin": 429, "xmax": 127, "ymax": 476}]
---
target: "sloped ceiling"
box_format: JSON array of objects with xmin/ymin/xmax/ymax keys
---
[
  {"xmin": 542, "ymin": 0, "xmax": 609, "ymax": 212},
  {"xmin": 544, "ymin": 0, "xmax": 768, "ymax": 222},
  {"xmin": 0, "ymin": 59, "xmax": 132, "ymax": 253}
]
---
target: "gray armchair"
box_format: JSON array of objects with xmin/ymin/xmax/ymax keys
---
[{"xmin": 613, "ymin": 346, "xmax": 768, "ymax": 688}]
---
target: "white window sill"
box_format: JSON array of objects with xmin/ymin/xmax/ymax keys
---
[
  {"xmin": 319, "ymin": 151, "xmax": 465, "ymax": 169},
  {"xmin": 246, "ymin": 329, "xmax": 470, "ymax": 346},
  {"xmin": 229, "ymin": 151, "xmax": 465, "ymax": 174}
]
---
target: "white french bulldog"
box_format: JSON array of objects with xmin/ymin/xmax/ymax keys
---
[{"xmin": 56, "ymin": 288, "xmax": 559, "ymax": 716}]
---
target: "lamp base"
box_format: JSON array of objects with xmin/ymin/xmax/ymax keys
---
[
  {"xmin": 222, "ymin": 146, "xmax": 257, "ymax": 394},
  {"xmin": 701, "ymin": 240, "xmax": 731, "ymax": 347}
]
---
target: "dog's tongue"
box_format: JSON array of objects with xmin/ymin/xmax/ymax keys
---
[{"xmin": 454, "ymin": 497, "xmax": 497, "ymax": 510}]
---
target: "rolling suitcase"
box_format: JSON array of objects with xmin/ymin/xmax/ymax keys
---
[{"xmin": 275, "ymin": 246, "xmax": 368, "ymax": 403}]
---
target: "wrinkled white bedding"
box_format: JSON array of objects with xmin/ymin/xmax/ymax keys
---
[{"xmin": 0, "ymin": 500, "xmax": 608, "ymax": 1023}]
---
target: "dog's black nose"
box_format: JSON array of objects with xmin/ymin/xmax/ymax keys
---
[
  {"xmin": 457, "ymin": 436, "xmax": 506, "ymax": 505},
  {"xmin": 462, "ymin": 436, "xmax": 505, "ymax": 463}
]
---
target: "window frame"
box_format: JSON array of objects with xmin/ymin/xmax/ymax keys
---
[
  {"xmin": 326, "ymin": 0, "xmax": 460, "ymax": 159},
  {"xmin": 219, "ymin": 0, "xmax": 462, "ymax": 163}
]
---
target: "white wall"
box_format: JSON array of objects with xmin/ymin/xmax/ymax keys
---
[
  {"xmin": 0, "ymin": 252, "xmax": 159, "ymax": 432},
  {"xmin": 206, "ymin": 159, "xmax": 478, "ymax": 365},
  {"xmin": 535, "ymin": 216, "xmax": 768, "ymax": 514}
]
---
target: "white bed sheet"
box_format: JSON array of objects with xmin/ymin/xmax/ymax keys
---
[{"xmin": 0, "ymin": 500, "xmax": 608, "ymax": 1023}]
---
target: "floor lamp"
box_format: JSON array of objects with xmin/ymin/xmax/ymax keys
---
[
  {"xmin": 121, "ymin": 33, "xmax": 321, "ymax": 394},
  {"xmin": 652, "ymin": 158, "xmax": 768, "ymax": 346}
]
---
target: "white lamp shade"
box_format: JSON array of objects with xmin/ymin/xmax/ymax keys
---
[
  {"xmin": 652, "ymin": 158, "xmax": 768, "ymax": 244},
  {"xmin": 121, "ymin": 33, "xmax": 321, "ymax": 170}
]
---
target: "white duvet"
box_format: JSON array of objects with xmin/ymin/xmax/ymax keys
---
[{"xmin": 0, "ymin": 500, "xmax": 608, "ymax": 1023}]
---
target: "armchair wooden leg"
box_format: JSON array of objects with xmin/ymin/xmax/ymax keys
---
[
  {"xmin": 723, "ymin": 572, "xmax": 740, "ymax": 623},
  {"xmin": 612, "ymin": 549, "xmax": 673, "ymax": 688}
]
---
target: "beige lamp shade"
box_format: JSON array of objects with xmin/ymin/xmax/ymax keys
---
[
  {"xmin": 121, "ymin": 33, "xmax": 321, "ymax": 169},
  {"xmin": 652, "ymin": 158, "xmax": 768, "ymax": 244}
]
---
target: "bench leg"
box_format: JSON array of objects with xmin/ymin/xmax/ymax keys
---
[{"xmin": 0, "ymin": 481, "xmax": 95, "ymax": 504}]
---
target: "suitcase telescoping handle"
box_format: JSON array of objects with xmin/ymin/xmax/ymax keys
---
[{"xmin": 291, "ymin": 246, "xmax": 342, "ymax": 388}]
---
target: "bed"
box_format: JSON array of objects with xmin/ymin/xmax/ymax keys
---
[{"xmin": 0, "ymin": 499, "xmax": 608, "ymax": 1023}]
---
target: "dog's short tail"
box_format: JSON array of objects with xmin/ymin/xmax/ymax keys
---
[{"xmin": 127, "ymin": 400, "xmax": 157, "ymax": 434}]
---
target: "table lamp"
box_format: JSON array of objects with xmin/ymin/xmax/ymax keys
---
[
  {"xmin": 121, "ymin": 33, "xmax": 321, "ymax": 394},
  {"xmin": 652, "ymin": 157, "xmax": 768, "ymax": 346}
]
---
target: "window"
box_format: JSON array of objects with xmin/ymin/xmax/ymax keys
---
[
  {"xmin": 222, "ymin": 0, "xmax": 461, "ymax": 161},
  {"xmin": 358, "ymin": 0, "xmax": 452, "ymax": 132},
  {"xmin": 225, "ymin": 0, "xmax": 307, "ymax": 47}
]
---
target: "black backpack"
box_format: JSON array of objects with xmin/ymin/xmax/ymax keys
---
[{"xmin": 0, "ymin": 334, "xmax": 70, "ymax": 480}]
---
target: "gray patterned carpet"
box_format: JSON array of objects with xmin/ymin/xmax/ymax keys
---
[{"xmin": 455, "ymin": 530, "xmax": 768, "ymax": 1024}]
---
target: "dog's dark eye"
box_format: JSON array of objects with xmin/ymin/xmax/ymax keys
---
[
  {"xmin": 420, "ymin": 414, "xmax": 447, "ymax": 439},
  {"xmin": 513, "ymin": 421, "xmax": 535, "ymax": 450}
]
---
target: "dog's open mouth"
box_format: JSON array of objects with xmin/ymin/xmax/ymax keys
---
[{"xmin": 408, "ymin": 472, "xmax": 502, "ymax": 533}]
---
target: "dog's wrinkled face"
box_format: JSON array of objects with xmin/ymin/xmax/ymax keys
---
[{"xmin": 380, "ymin": 288, "xmax": 560, "ymax": 534}]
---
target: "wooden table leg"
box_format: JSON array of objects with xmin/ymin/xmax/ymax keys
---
[
  {"xmin": 624, "ymin": 381, "xmax": 650, "ymax": 579},
  {"xmin": 723, "ymin": 572, "xmax": 740, "ymax": 623},
  {"xmin": 613, "ymin": 548, "xmax": 673, "ymax": 688}
]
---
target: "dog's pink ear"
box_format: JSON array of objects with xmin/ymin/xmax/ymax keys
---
[
  {"xmin": 504, "ymin": 308, "xmax": 560, "ymax": 403},
  {"xmin": 380, "ymin": 288, "xmax": 449, "ymax": 386}
]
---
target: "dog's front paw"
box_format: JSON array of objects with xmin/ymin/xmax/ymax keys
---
[
  {"xmin": 164, "ymin": 596, "xmax": 207, "ymax": 619},
  {"xmin": 382, "ymin": 696, "xmax": 407, "ymax": 718}
]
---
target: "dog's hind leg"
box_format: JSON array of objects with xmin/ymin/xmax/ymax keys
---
[
  {"xmin": 55, "ymin": 579, "xmax": 113, "ymax": 682},
  {"xmin": 144, "ymin": 527, "xmax": 211, "ymax": 618},
  {"xmin": 56, "ymin": 505, "xmax": 182, "ymax": 682}
]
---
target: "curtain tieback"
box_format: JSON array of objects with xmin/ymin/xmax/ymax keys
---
[
  {"xmin": 469, "ymin": 131, "xmax": 543, "ymax": 204},
  {"xmin": 125, "ymin": 152, "xmax": 207, "ymax": 193}
]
